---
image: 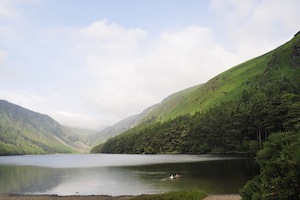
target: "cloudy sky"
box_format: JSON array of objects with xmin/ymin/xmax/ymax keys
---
[{"xmin": 0, "ymin": 0, "xmax": 299, "ymax": 130}]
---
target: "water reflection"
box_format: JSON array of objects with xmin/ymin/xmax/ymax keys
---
[
  {"xmin": 0, "ymin": 166, "xmax": 166, "ymax": 196},
  {"xmin": 0, "ymin": 165, "xmax": 63, "ymax": 194},
  {"xmin": 0, "ymin": 154, "xmax": 258, "ymax": 196},
  {"xmin": 125, "ymin": 158, "xmax": 258, "ymax": 194}
]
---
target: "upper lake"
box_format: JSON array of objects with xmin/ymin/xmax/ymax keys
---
[{"xmin": 0, "ymin": 154, "xmax": 258, "ymax": 196}]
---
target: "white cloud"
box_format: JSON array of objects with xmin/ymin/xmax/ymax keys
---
[
  {"xmin": 1, "ymin": 1, "xmax": 299, "ymax": 130},
  {"xmin": 0, "ymin": 0, "xmax": 42, "ymax": 42},
  {"xmin": 50, "ymin": 111, "xmax": 106, "ymax": 131},
  {"xmin": 141, "ymin": 26, "xmax": 238, "ymax": 95},
  {"xmin": 210, "ymin": 0, "xmax": 300, "ymax": 60},
  {"xmin": 69, "ymin": 21, "xmax": 239, "ymax": 122},
  {"xmin": 0, "ymin": 49, "xmax": 7, "ymax": 60},
  {"xmin": 0, "ymin": 89, "xmax": 45, "ymax": 111},
  {"xmin": 71, "ymin": 19, "xmax": 147, "ymax": 57},
  {"xmin": 209, "ymin": 0, "xmax": 257, "ymax": 25},
  {"xmin": 0, "ymin": 0, "xmax": 18, "ymax": 19},
  {"xmin": 0, "ymin": 50, "xmax": 23, "ymax": 79},
  {"xmin": 0, "ymin": 1, "xmax": 19, "ymax": 40},
  {"xmin": 0, "ymin": 50, "xmax": 11, "ymax": 78}
]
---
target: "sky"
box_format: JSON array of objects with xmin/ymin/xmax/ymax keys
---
[{"xmin": 0, "ymin": 0, "xmax": 299, "ymax": 131}]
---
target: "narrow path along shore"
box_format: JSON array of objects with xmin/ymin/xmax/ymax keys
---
[{"xmin": 0, "ymin": 194, "xmax": 241, "ymax": 200}]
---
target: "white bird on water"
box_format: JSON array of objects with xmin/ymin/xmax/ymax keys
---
[{"xmin": 170, "ymin": 174, "xmax": 181, "ymax": 180}]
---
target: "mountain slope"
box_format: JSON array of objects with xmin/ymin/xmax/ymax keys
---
[
  {"xmin": 140, "ymin": 52, "xmax": 273, "ymax": 124},
  {"xmin": 90, "ymin": 104, "xmax": 157, "ymax": 147},
  {"xmin": 96, "ymin": 32, "xmax": 300, "ymax": 154},
  {"xmin": 0, "ymin": 100, "xmax": 89, "ymax": 155},
  {"xmin": 90, "ymin": 85, "xmax": 203, "ymax": 148},
  {"xmin": 139, "ymin": 84, "xmax": 203, "ymax": 124},
  {"xmin": 139, "ymin": 33, "xmax": 300, "ymax": 124}
]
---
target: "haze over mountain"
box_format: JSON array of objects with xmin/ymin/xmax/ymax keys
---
[
  {"xmin": 89, "ymin": 85, "xmax": 204, "ymax": 143},
  {"xmin": 89, "ymin": 105, "xmax": 157, "ymax": 146}
]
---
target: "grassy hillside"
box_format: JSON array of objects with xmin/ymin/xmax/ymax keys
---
[
  {"xmin": 96, "ymin": 32, "xmax": 300, "ymax": 154},
  {"xmin": 141, "ymin": 52, "xmax": 273, "ymax": 123},
  {"xmin": 0, "ymin": 100, "xmax": 89, "ymax": 155},
  {"xmin": 140, "ymin": 33, "xmax": 299, "ymax": 123},
  {"xmin": 139, "ymin": 84, "xmax": 203, "ymax": 124}
]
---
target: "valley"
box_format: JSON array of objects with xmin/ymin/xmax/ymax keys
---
[{"xmin": 1, "ymin": 33, "xmax": 299, "ymax": 156}]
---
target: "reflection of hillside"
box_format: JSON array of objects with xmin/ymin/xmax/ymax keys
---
[
  {"xmin": 0, "ymin": 165, "xmax": 165, "ymax": 196},
  {"xmin": 0, "ymin": 165, "xmax": 66, "ymax": 194},
  {"xmin": 0, "ymin": 155, "xmax": 259, "ymax": 195},
  {"xmin": 124, "ymin": 158, "xmax": 259, "ymax": 194}
]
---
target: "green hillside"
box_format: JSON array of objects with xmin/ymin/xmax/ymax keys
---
[
  {"xmin": 138, "ymin": 58, "xmax": 267, "ymax": 124},
  {"xmin": 139, "ymin": 84, "xmax": 203, "ymax": 124},
  {"xmin": 0, "ymin": 100, "xmax": 89, "ymax": 155},
  {"xmin": 141, "ymin": 41, "xmax": 295, "ymax": 124},
  {"xmin": 94, "ymin": 32, "xmax": 300, "ymax": 154}
]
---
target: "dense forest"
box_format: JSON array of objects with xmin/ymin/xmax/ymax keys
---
[{"xmin": 92, "ymin": 33, "xmax": 300, "ymax": 154}]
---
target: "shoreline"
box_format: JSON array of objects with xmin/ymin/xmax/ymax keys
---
[
  {"xmin": 0, "ymin": 194, "xmax": 133, "ymax": 200},
  {"xmin": 0, "ymin": 194, "xmax": 241, "ymax": 200}
]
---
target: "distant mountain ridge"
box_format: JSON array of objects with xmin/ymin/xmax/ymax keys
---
[
  {"xmin": 90, "ymin": 104, "xmax": 157, "ymax": 146},
  {"xmin": 0, "ymin": 100, "xmax": 89, "ymax": 155},
  {"xmin": 90, "ymin": 85, "xmax": 203, "ymax": 147}
]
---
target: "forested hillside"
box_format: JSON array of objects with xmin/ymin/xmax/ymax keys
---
[
  {"xmin": 0, "ymin": 100, "xmax": 89, "ymax": 155},
  {"xmin": 92, "ymin": 32, "xmax": 300, "ymax": 154}
]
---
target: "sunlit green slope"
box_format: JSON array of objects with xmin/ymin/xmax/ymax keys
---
[{"xmin": 140, "ymin": 33, "xmax": 300, "ymax": 124}]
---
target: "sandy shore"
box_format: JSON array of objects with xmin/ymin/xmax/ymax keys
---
[{"xmin": 0, "ymin": 194, "xmax": 241, "ymax": 200}]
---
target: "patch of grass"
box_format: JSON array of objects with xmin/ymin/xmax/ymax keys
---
[{"xmin": 131, "ymin": 190, "xmax": 207, "ymax": 200}]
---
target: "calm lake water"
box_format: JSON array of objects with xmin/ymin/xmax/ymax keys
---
[{"xmin": 0, "ymin": 154, "xmax": 258, "ymax": 196}]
